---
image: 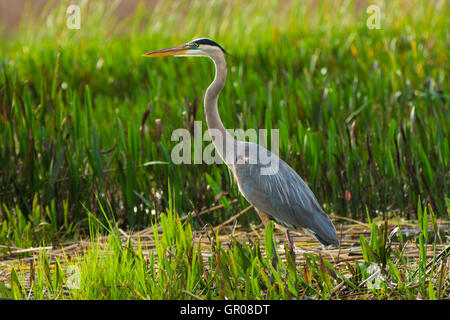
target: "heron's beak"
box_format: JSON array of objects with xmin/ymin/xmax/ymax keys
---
[{"xmin": 142, "ymin": 45, "xmax": 188, "ymax": 57}]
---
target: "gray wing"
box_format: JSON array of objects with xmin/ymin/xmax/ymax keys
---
[{"xmin": 232, "ymin": 141, "xmax": 338, "ymax": 246}]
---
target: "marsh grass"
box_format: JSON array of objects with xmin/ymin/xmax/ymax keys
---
[
  {"xmin": 0, "ymin": 0, "xmax": 449, "ymax": 300},
  {"xmin": 0, "ymin": 0, "xmax": 448, "ymax": 236},
  {"xmin": 0, "ymin": 195, "xmax": 448, "ymax": 300}
]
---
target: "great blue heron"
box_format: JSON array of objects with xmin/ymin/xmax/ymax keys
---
[{"xmin": 143, "ymin": 38, "xmax": 339, "ymax": 262}]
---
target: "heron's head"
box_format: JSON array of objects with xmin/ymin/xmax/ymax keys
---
[{"xmin": 143, "ymin": 38, "xmax": 228, "ymax": 58}]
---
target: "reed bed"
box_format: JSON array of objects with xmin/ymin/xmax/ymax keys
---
[{"xmin": 1, "ymin": 202, "xmax": 448, "ymax": 300}]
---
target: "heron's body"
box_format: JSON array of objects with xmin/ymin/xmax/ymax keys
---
[
  {"xmin": 234, "ymin": 141, "xmax": 338, "ymax": 245},
  {"xmin": 144, "ymin": 38, "xmax": 339, "ymax": 252}
]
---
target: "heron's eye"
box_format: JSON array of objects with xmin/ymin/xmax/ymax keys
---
[{"xmin": 193, "ymin": 43, "xmax": 199, "ymax": 48}]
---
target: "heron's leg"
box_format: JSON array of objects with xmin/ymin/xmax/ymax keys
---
[
  {"xmin": 256, "ymin": 209, "xmax": 278, "ymax": 269},
  {"xmin": 256, "ymin": 209, "xmax": 271, "ymax": 226},
  {"xmin": 285, "ymin": 230, "xmax": 296, "ymax": 265}
]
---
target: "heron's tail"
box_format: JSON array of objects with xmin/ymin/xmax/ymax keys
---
[{"xmin": 309, "ymin": 211, "xmax": 339, "ymax": 246}]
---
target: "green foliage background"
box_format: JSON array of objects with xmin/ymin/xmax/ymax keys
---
[{"xmin": 0, "ymin": 0, "xmax": 448, "ymax": 238}]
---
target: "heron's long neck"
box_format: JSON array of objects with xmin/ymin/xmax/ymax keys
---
[{"xmin": 205, "ymin": 52, "xmax": 235, "ymax": 165}]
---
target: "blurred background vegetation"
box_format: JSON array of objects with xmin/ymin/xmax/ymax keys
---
[{"xmin": 0, "ymin": 0, "xmax": 448, "ymax": 244}]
